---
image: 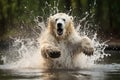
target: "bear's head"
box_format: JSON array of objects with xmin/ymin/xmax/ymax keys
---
[{"xmin": 48, "ymin": 13, "xmax": 75, "ymax": 39}]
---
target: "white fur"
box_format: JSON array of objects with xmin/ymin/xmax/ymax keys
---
[{"xmin": 39, "ymin": 13, "xmax": 94, "ymax": 69}]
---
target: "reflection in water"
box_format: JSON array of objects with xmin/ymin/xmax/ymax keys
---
[
  {"xmin": 41, "ymin": 64, "xmax": 120, "ymax": 80},
  {"xmin": 0, "ymin": 63, "xmax": 120, "ymax": 80},
  {"xmin": 41, "ymin": 70, "xmax": 91, "ymax": 80},
  {"xmin": 0, "ymin": 69, "xmax": 92, "ymax": 80}
]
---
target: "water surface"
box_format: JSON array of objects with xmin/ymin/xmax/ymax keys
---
[{"xmin": 0, "ymin": 51, "xmax": 120, "ymax": 80}]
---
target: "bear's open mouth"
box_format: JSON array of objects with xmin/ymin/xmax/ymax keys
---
[{"xmin": 57, "ymin": 28, "xmax": 63, "ymax": 36}]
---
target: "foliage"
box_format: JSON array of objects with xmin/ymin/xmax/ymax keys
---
[{"xmin": 0, "ymin": 0, "xmax": 120, "ymax": 39}]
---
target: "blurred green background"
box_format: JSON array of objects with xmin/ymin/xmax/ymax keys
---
[{"xmin": 0, "ymin": 0, "xmax": 120, "ymax": 40}]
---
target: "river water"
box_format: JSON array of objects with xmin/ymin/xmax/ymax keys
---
[{"xmin": 0, "ymin": 48, "xmax": 120, "ymax": 80}]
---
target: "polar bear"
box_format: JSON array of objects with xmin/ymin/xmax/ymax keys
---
[{"xmin": 39, "ymin": 13, "xmax": 94, "ymax": 69}]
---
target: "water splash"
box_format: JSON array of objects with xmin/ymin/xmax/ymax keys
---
[{"xmin": 0, "ymin": 1, "xmax": 110, "ymax": 69}]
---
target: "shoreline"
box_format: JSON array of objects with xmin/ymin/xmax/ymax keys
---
[{"xmin": 105, "ymin": 39, "xmax": 120, "ymax": 51}]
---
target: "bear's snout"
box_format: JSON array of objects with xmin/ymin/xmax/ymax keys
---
[
  {"xmin": 57, "ymin": 23, "xmax": 63, "ymax": 36},
  {"xmin": 57, "ymin": 23, "xmax": 62, "ymax": 28}
]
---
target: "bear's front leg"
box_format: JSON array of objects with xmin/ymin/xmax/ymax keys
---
[
  {"xmin": 41, "ymin": 44, "xmax": 61, "ymax": 59},
  {"xmin": 80, "ymin": 36, "xmax": 94, "ymax": 56}
]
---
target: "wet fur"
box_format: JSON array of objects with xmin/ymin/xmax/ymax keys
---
[{"xmin": 39, "ymin": 13, "xmax": 94, "ymax": 69}]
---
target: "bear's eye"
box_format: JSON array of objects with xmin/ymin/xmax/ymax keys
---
[
  {"xmin": 62, "ymin": 19, "xmax": 66, "ymax": 22},
  {"xmin": 55, "ymin": 18, "xmax": 58, "ymax": 22}
]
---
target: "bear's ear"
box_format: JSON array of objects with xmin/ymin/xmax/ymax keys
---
[{"xmin": 70, "ymin": 16, "xmax": 73, "ymax": 20}]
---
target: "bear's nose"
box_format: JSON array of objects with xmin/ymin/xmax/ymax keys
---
[{"xmin": 57, "ymin": 23, "xmax": 62, "ymax": 29}]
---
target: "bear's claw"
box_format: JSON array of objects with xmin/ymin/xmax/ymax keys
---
[
  {"xmin": 83, "ymin": 48, "xmax": 94, "ymax": 56},
  {"xmin": 48, "ymin": 51, "xmax": 61, "ymax": 58}
]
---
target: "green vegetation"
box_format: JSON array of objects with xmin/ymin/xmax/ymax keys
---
[{"xmin": 0, "ymin": 0, "xmax": 120, "ymax": 40}]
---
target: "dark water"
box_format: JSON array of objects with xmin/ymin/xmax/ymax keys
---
[{"xmin": 0, "ymin": 51, "xmax": 120, "ymax": 80}]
